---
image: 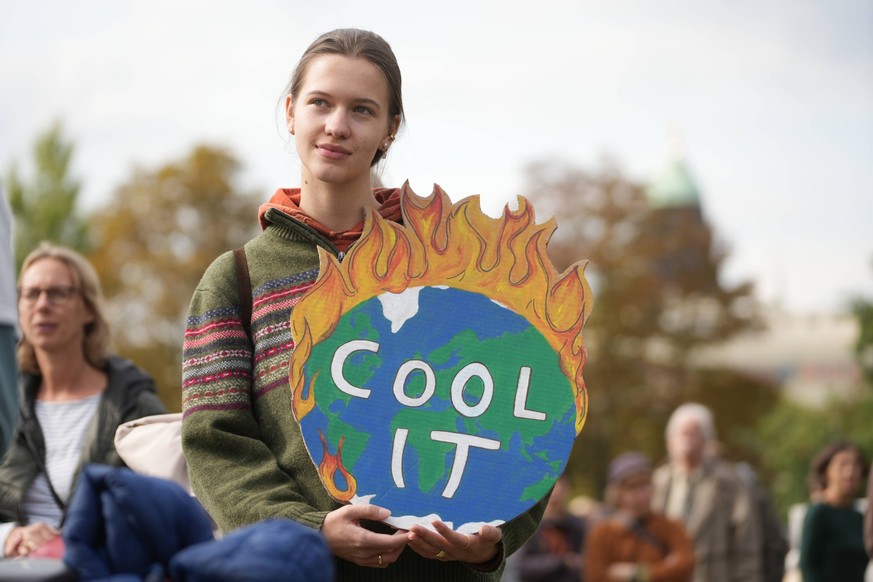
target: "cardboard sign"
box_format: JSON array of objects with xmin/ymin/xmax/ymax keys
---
[{"xmin": 289, "ymin": 185, "xmax": 592, "ymax": 533}]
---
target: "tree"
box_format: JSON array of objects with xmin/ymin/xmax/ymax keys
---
[
  {"xmin": 522, "ymin": 158, "xmax": 775, "ymax": 496},
  {"xmin": 5, "ymin": 121, "xmax": 90, "ymax": 270},
  {"xmin": 753, "ymin": 392, "xmax": 873, "ymax": 516},
  {"xmin": 850, "ymin": 260, "xmax": 873, "ymax": 386},
  {"xmin": 88, "ymin": 145, "xmax": 260, "ymax": 409}
]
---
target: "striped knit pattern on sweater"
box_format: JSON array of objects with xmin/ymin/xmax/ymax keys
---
[{"xmin": 182, "ymin": 267, "xmax": 317, "ymax": 415}]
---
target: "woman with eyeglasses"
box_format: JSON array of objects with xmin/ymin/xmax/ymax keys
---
[{"xmin": 0, "ymin": 242, "xmax": 165, "ymax": 559}]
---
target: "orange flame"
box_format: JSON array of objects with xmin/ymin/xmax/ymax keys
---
[
  {"xmin": 289, "ymin": 184, "xmax": 593, "ymax": 434},
  {"xmin": 317, "ymin": 432, "xmax": 357, "ymax": 502}
]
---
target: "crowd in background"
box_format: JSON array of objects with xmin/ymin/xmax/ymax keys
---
[{"xmin": 506, "ymin": 402, "xmax": 873, "ymax": 582}]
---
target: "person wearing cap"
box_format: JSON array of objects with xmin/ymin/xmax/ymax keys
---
[
  {"xmin": 514, "ymin": 473, "xmax": 588, "ymax": 582},
  {"xmin": 585, "ymin": 452, "xmax": 694, "ymax": 582},
  {"xmin": 651, "ymin": 403, "xmax": 762, "ymax": 582}
]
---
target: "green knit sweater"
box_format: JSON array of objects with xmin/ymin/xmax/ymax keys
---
[{"xmin": 181, "ymin": 206, "xmax": 548, "ymax": 581}]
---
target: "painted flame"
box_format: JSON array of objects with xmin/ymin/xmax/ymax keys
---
[
  {"xmin": 290, "ymin": 183, "xmax": 593, "ymax": 438},
  {"xmin": 317, "ymin": 432, "xmax": 357, "ymax": 502}
]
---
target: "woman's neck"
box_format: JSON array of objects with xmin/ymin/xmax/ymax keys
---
[
  {"xmin": 299, "ymin": 177, "xmax": 379, "ymax": 232},
  {"xmin": 823, "ymin": 486, "xmax": 855, "ymax": 508},
  {"xmin": 36, "ymin": 350, "xmax": 106, "ymax": 402}
]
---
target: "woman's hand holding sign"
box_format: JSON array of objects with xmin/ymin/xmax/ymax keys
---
[
  {"xmin": 407, "ymin": 520, "xmax": 502, "ymax": 565},
  {"xmin": 322, "ymin": 504, "xmax": 408, "ymax": 568}
]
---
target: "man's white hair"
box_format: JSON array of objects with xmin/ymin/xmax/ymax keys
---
[{"xmin": 665, "ymin": 402, "xmax": 717, "ymax": 442}]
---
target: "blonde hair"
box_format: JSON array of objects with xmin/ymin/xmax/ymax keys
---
[{"xmin": 17, "ymin": 242, "xmax": 110, "ymax": 373}]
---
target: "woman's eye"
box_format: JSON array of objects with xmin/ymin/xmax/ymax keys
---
[
  {"xmin": 353, "ymin": 106, "xmax": 373, "ymax": 115},
  {"xmin": 312, "ymin": 98, "xmax": 328, "ymax": 107}
]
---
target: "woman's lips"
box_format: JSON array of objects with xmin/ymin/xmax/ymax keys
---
[
  {"xmin": 317, "ymin": 144, "xmax": 351, "ymax": 160},
  {"xmin": 33, "ymin": 322, "xmax": 57, "ymax": 334}
]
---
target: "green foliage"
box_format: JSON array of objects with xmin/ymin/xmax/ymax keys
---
[
  {"xmin": 88, "ymin": 145, "xmax": 260, "ymax": 410},
  {"xmin": 754, "ymin": 393, "xmax": 873, "ymax": 516},
  {"xmin": 523, "ymin": 158, "xmax": 765, "ymax": 497},
  {"xmin": 851, "ymin": 261, "xmax": 873, "ymax": 385},
  {"xmin": 5, "ymin": 121, "xmax": 90, "ymax": 270}
]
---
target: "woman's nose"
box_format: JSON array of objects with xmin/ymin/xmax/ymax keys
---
[{"xmin": 325, "ymin": 109, "xmax": 350, "ymax": 138}]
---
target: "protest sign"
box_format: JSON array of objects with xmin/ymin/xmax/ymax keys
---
[{"xmin": 289, "ymin": 185, "xmax": 592, "ymax": 532}]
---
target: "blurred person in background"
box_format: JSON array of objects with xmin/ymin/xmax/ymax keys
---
[
  {"xmin": 866, "ymin": 463, "xmax": 873, "ymax": 558},
  {"xmin": 0, "ymin": 243, "xmax": 165, "ymax": 559},
  {"xmin": 514, "ymin": 472, "xmax": 587, "ymax": 582},
  {"xmin": 585, "ymin": 451, "xmax": 694, "ymax": 582},
  {"xmin": 651, "ymin": 403, "xmax": 763, "ymax": 582},
  {"xmin": 734, "ymin": 461, "xmax": 788, "ymax": 582},
  {"xmin": 800, "ymin": 440, "xmax": 869, "ymax": 582},
  {"xmin": 0, "ymin": 187, "xmax": 16, "ymax": 456},
  {"xmin": 783, "ymin": 477, "xmax": 824, "ymax": 582}
]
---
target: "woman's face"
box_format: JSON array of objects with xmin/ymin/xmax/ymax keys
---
[
  {"xmin": 824, "ymin": 449, "xmax": 863, "ymax": 500},
  {"xmin": 18, "ymin": 258, "xmax": 93, "ymax": 358},
  {"xmin": 286, "ymin": 54, "xmax": 400, "ymax": 192}
]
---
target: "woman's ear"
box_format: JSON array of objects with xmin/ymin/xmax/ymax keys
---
[
  {"xmin": 285, "ymin": 95, "xmax": 295, "ymax": 135},
  {"xmin": 388, "ymin": 114, "xmax": 401, "ymax": 139}
]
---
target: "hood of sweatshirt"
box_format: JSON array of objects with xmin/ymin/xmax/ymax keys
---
[{"xmin": 257, "ymin": 187, "xmax": 402, "ymax": 253}]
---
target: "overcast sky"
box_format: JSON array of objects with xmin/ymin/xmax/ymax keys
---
[{"xmin": 2, "ymin": 0, "xmax": 871, "ymax": 314}]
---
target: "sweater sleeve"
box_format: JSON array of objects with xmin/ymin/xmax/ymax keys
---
[
  {"xmin": 583, "ymin": 521, "xmax": 613, "ymax": 582},
  {"xmin": 181, "ymin": 255, "xmax": 330, "ymax": 532}
]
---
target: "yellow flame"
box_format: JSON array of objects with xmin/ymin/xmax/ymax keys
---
[
  {"xmin": 289, "ymin": 184, "xmax": 592, "ymax": 435},
  {"xmin": 317, "ymin": 432, "xmax": 357, "ymax": 502}
]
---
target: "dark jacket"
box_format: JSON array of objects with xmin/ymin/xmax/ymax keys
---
[
  {"xmin": 62, "ymin": 465, "xmax": 333, "ymax": 582},
  {"xmin": 0, "ymin": 356, "xmax": 165, "ymax": 524}
]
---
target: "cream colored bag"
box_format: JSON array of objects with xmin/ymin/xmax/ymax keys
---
[{"xmin": 114, "ymin": 413, "xmax": 190, "ymax": 493}]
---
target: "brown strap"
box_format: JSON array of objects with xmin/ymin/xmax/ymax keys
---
[{"xmin": 233, "ymin": 247, "xmax": 253, "ymax": 343}]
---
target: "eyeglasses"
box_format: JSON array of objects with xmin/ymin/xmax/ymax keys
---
[{"xmin": 17, "ymin": 286, "xmax": 80, "ymax": 306}]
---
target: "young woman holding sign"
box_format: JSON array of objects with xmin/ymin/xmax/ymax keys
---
[{"xmin": 181, "ymin": 29, "xmax": 549, "ymax": 580}]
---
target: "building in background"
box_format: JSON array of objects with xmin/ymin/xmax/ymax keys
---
[{"xmin": 645, "ymin": 151, "xmax": 862, "ymax": 407}]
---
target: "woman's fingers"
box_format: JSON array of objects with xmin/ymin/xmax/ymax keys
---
[
  {"xmin": 322, "ymin": 504, "xmax": 408, "ymax": 567},
  {"xmin": 407, "ymin": 520, "xmax": 502, "ymax": 563}
]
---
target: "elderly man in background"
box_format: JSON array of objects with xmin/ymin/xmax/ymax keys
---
[{"xmin": 651, "ymin": 403, "xmax": 763, "ymax": 582}]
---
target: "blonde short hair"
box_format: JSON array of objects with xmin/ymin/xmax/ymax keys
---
[{"xmin": 17, "ymin": 242, "xmax": 110, "ymax": 373}]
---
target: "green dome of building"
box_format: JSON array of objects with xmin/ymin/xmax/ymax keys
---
[{"xmin": 645, "ymin": 157, "xmax": 701, "ymax": 209}]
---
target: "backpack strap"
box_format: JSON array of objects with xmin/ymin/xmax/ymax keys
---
[{"xmin": 233, "ymin": 247, "xmax": 253, "ymax": 344}]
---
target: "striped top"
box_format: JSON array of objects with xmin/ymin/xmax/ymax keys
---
[{"xmin": 24, "ymin": 394, "xmax": 100, "ymax": 526}]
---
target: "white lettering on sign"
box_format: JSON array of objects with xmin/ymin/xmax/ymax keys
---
[
  {"xmin": 451, "ymin": 363, "xmax": 494, "ymax": 418},
  {"xmin": 329, "ymin": 339, "xmax": 552, "ymax": 499},
  {"xmin": 513, "ymin": 366, "xmax": 546, "ymax": 421},
  {"xmin": 331, "ymin": 340, "xmax": 379, "ymax": 399},
  {"xmin": 431, "ymin": 431, "xmax": 501, "ymax": 498},
  {"xmin": 393, "ymin": 360, "xmax": 436, "ymax": 407},
  {"xmin": 392, "ymin": 428, "xmax": 409, "ymax": 488},
  {"xmin": 330, "ymin": 340, "xmax": 549, "ymax": 422}
]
